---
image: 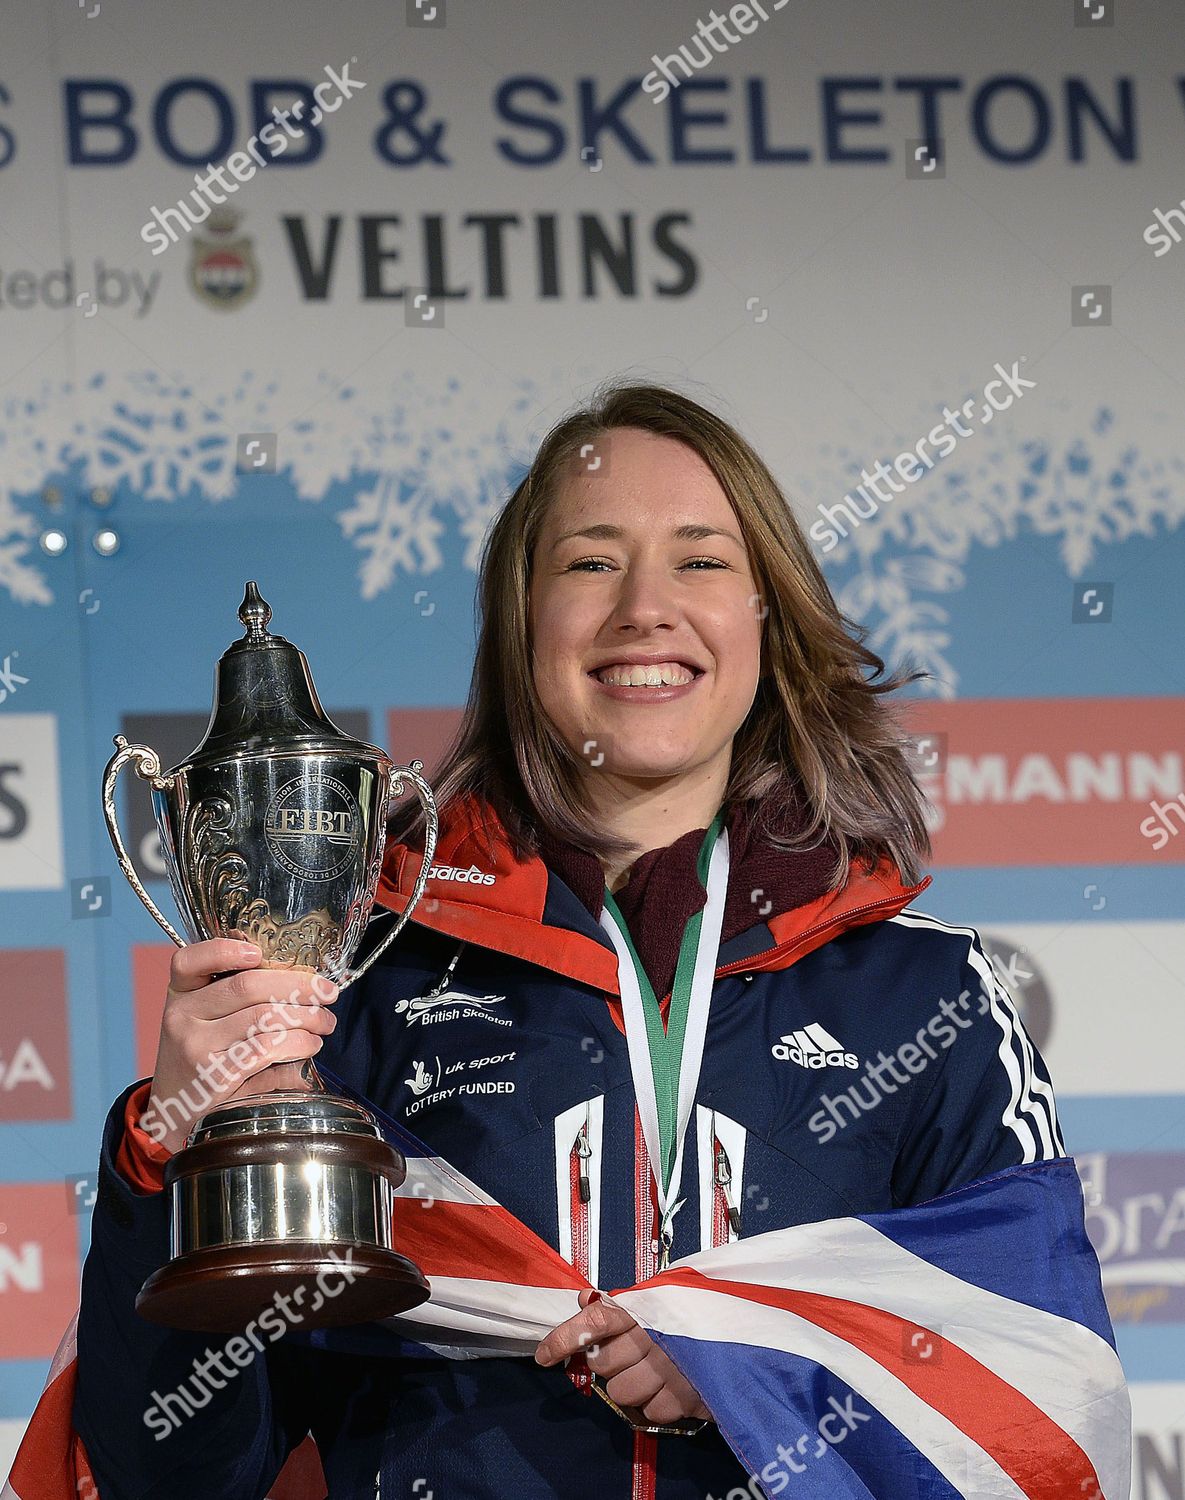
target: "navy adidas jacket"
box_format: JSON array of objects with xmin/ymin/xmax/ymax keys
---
[{"xmin": 73, "ymin": 794, "xmax": 1064, "ymax": 1498}]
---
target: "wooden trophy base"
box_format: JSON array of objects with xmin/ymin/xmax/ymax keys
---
[{"xmin": 136, "ymin": 1241, "xmax": 430, "ymax": 1333}]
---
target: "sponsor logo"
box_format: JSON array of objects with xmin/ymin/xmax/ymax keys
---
[
  {"xmin": 0, "ymin": 950, "xmax": 71, "ymax": 1120},
  {"xmin": 189, "ymin": 208, "xmax": 258, "ymax": 309},
  {"xmin": 403, "ymin": 1050, "xmax": 518, "ymax": 1116},
  {"xmin": 406, "ymin": 1059, "xmax": 437, "ymax": 1097},
  {"xmin": 901, "ymin": 696, "xmax": 1185, "ymax": 865},
  {"xmin": 772, "ymin": 1022, "xmax": 858, "ymax": 1070},
  {"xmin": 427, "ymin": 861, "xmax": 496, "ymax": 886},
  {"xmin": 394, "ymin": 989, "xmax": 512, "ymax": 1028},
  {"xmin": 1076, "ymin": 1151, "xmax": 1185, "ymax": 1323}
]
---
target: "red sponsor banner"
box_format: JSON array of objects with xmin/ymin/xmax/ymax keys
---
[
  {"xmin": 0, "ymin": 1183, "xmax": 81, "ymax": 1359},
  {"xmin": 900, "ymin": 697, "xmax": 1185, "ymax": 865},
  {"xmin": 385, "ymin": 708, "xmax": 463, "ymax": 789},
  {"xmin": 132, "ymin": 944, "xmax": 174, "ymax": 1079},
  {"xmin": 0, "ymin": 949, "xmax": 71, "ymax": 1121}
]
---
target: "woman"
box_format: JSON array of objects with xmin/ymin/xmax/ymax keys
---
[{"xmin": 73, "ymin": 382, "xmax": 1063, "ymax": 1498}]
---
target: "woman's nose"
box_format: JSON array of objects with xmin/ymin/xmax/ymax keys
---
[{"xmin": 607, "ymin": 562, "xmax": 679, "ymax": 630}]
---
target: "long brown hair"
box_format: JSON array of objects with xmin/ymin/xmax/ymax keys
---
[{"xmin": 389, "ymin": 380, "xmax": 933, "ymax": 889}]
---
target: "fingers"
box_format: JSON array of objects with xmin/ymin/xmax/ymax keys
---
[
  {"xmin": 581, "ymin": 1325, "xmax": 653, "ymax": 1378},
  {"xmin": 534, "ymin": 1296, "xmax": 637, "ymax": 1367},
  {"xmin": 169, "ymin": 938, "xmax": 262, "ymax": 993},
  {"xmin": 203, "ymin": 1002, "xmax": 337, "ymax": 1068},
  {"xmin": 533, "ymin": 1300, "xmax": 712, "ymax": 1427},
  {"xmin": 600, "ymin": 1353, "xmax": 709, "ymax": 1425},
  {"xmin": 602, "ymin": 1361, "xmax": 666, "ymax": 1413},
  {"xmin": 171, "ymin": 963, "xmax": 339, "ymax": 1023}
]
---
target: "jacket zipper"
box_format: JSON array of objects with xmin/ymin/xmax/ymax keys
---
[
  {"xmin": 566, "ymin": 1105, "xmax": 593, "ymax": 1395},
  {"xmin": 711, "ymin": 1120, "xmax": 742, "ymax": 1246},
  {"xmin": 633, "ymin": 1108, "xmax": 659, "ymax": 1500}
]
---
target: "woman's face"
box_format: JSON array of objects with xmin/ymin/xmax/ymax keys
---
[{"xmin": 528, "ymin": 427, "xmax": 764, "ymax": 791}]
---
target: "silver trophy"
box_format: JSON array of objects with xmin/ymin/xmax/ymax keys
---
[{"xmin": 102, "ymin": 582, "xmax": 437, "ymax": 1332}]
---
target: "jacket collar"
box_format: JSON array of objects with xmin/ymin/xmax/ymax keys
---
[{"xmin": 376, "ymin": 792, "xmax": 932, "ymax": 998}]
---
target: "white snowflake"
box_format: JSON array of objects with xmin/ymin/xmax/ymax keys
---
[
  {"xmin": 339, "ymin": 475, "xmax": 448, "ymax": 600},
  {"xmin": 69, "ymin": 372, "xmax": 239, "ymax": 501},
  {"xmin": 0, "ymin": 486, "xmax": 50, "ymax": 606}
]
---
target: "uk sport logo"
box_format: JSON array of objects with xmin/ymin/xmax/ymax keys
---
[{"xmin": 772, "ymin": 1023, "xmax": 859, "ymax": 1069}]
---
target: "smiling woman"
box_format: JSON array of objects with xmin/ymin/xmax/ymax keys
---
[
  {"xmin": 389, "ymin": 380, "xmax": 931, "ymax": 893},
  {"xmin": 64, "ymin": 381, "xmax": 1068, "ymax": 1500}
]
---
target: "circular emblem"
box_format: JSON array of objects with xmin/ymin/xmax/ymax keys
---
[
  {"xmin": 188, "ymin": 208, "xmax": 259, "ymax": 311},
  {"xmin": 979, "ymin": 931, "xmax": 1053, "ymax": 1052},
  {"xmin": 264, "ymin": 774, "xmax": 361, "ymax": 882}
]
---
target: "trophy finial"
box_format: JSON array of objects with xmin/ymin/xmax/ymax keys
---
[{"xmin": 239, "ymin": 581, "xmax": 272, "ymax": 640}]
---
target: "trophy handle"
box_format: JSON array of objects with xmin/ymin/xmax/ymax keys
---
[
  {"xmin": 342, "ymin": 760, "xmax": 439, "ymax": 988},
  {"xmin": 102, "ymin": 735, "xmax": 186, "ymax": 948}
]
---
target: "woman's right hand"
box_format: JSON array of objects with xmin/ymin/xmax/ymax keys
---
[{"xmin": 140, "ymin": 938, "xmax": 340, "ymax": 1157}]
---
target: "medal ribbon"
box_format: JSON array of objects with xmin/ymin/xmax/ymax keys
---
[{"xmin": 599, "ymin": 810, "xmax": 729, "ymax": 1252}]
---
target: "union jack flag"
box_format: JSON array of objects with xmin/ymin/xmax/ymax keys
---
[{"xmin": 4, "ymin": 1067, "xmax": 1130, "ymax": 1500}]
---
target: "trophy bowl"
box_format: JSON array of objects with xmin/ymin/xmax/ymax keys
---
[{"xmin": 102, "ymin": 582, "xmax": 437, "ymax": 1333}]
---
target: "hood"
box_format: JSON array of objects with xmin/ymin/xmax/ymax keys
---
[{"xmin": 376, "ymin": 792, "xmax": 932, "ymax": 998}]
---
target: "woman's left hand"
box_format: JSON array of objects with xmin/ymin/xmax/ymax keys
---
[{"xmin": 535, "ymin": 1289, "xmax": 712, "ymax": 1425}]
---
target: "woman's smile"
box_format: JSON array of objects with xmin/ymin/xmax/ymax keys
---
[{"xmin": 587, "ymin": 662, "xmax": 706, "ymax": 704}]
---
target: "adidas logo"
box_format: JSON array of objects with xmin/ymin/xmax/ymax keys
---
[
  {"xmin": 772, "ymin": 1023, "xmax": 859, "ymax": 1070},
  {"xmin": 427, "ymin": 861, "xmax": 496, "ymax": 886}
]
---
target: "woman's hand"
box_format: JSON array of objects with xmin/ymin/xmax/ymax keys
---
[
  {"xmin": 144, "ymin": 938, "xmax": 340, "ymax": 1156},
  {"xmin": 535, "ymin": 1289, "xmax": 711, "ymax": 1426}
]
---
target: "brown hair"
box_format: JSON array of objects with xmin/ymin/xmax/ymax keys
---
[{"xmin": 389, "ymin": 380, "xmax": 933, "ymax": 889}]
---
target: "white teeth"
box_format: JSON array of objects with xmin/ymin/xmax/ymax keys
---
[{"xmin": 595, "ymin": 662, "xmax": 695, "ymax": 687}]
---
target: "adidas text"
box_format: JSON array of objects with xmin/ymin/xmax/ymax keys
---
[{"xmin": 428, "ymin": 862, "xmax": 496, "ymax": 886}]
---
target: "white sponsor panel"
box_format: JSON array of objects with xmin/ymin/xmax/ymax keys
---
[
  {"xmin": 0, "ymin": 714, "xmax": 64, "ymax": 890},
  {"xmin": 1129, "ymin": 1383, "xmax": 1185, "ymax": 1499},
  {"xmin": 978, "ymin": 923, "xmax": 1185, "ymax": 1097}
]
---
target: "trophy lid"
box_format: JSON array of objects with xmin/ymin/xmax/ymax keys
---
[{"xmin": 187, "ymin": 582, "xmax": 382, "ymax": 764}]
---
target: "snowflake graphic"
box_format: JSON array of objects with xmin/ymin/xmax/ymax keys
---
[
  {"xmin": 799, "ymin": 403, "xmax": 1185, "ymax": 696},
  {"xmin": 2, "ymin": 374, "xmax": 1181, "ymax": 702}
]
